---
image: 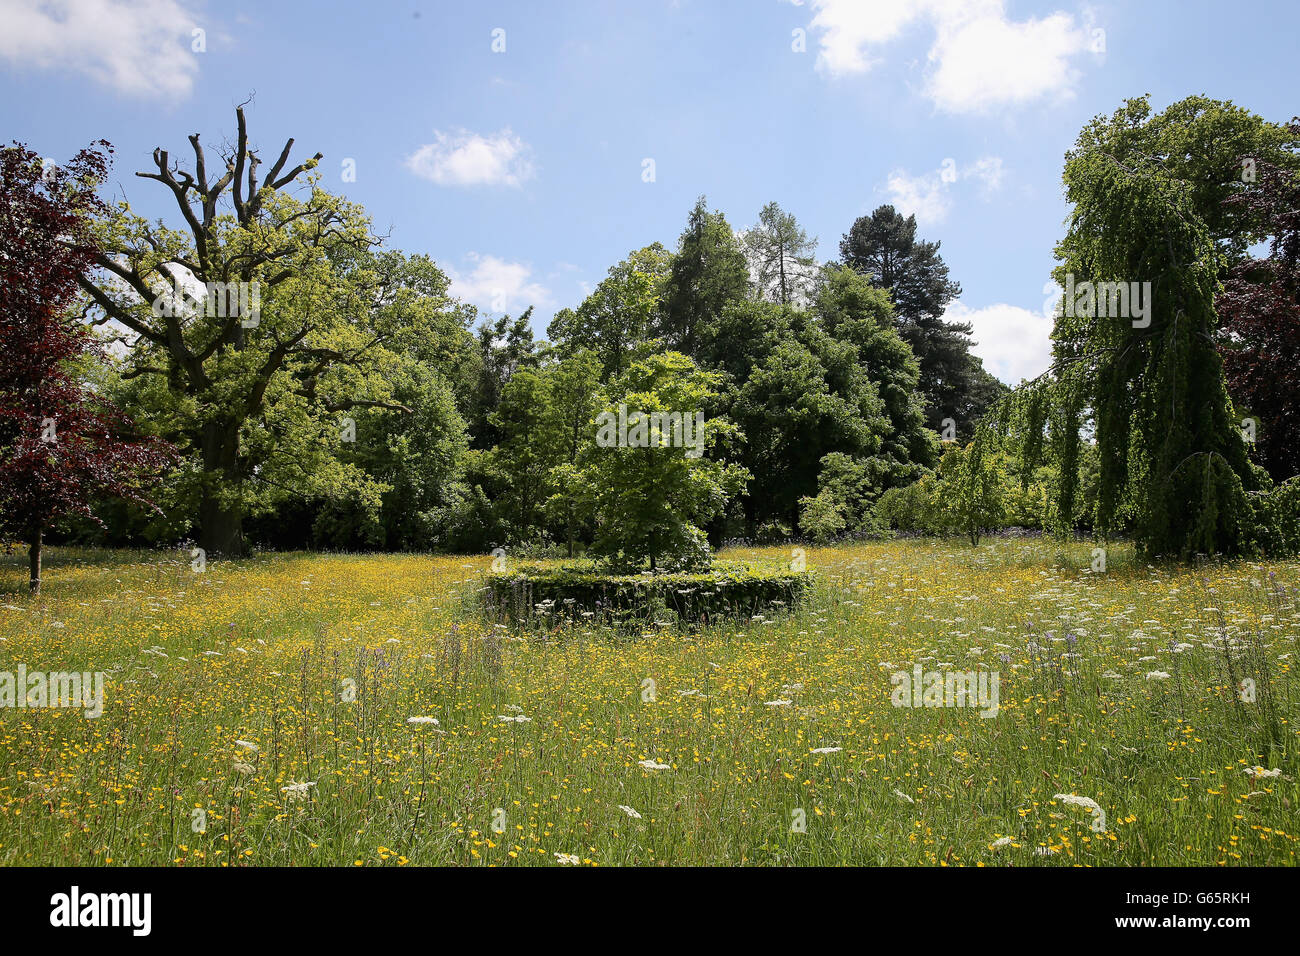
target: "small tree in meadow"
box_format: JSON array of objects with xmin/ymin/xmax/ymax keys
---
[
  {"xmin": 559, "ymin": 352, "xmax": 749, "ymax": 571},
  {"xmin": 937, "ymin": 436, "xmax": 1007, "ymax": 547},
  {"xmin": 0, "ymin": 142, "xmax": 174, "ymax": 593},
  {"xmin": 797, "ymin": 490, "xmax": 847, "ymax": 542}
]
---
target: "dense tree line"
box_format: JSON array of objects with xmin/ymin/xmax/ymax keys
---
[
  {"xmin": 5, "ymin": 94, "xmax": 1299, "ymax": 564},
  {"xmin": 4, "ymin": 109, "xmax": 1001, "ymax": 556}
]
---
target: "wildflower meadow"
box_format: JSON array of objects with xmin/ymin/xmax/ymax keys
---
[{"xmin": 2, "ymin": 538, "xmax": 1295, "ymax": 867}]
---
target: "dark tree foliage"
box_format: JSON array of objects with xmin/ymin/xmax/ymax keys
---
[
  {"xmin": 465, "ymin": 309, "xmax": 538, "ymax": 449},
  {"xmin": 840, "ymin": 205, "xmax": 961, "ymax": 323},
  {"xmin": 1218, "ymin": 142, "xmax": 1300, "ymax": 483},
  {"xmin": 696, "ymin": 299, "xmax": 894, "ymax": 532},
  {"xmin": 658, "ymin": 196, "xmax": 749, "ymax": 356},
  {"xmin": 0, "ymin": 142, "xmax": 174, "ymax": 592},
  {"xmin": 839, "ymin": 204, "xmax": 1001, "ymax": 435},
  {"xmin": 814, "ymin": 265, "xmax": 938, "ymax": 478}
]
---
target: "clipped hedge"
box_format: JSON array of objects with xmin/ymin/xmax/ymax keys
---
[{"xmin": 484, "ymin": 560, "xmax": 814, "ymax": 626}]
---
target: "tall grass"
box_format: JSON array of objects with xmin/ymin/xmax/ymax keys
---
[{"xmin": 0, "ymin": 538, "xmax": 1296, "ymax": 865}]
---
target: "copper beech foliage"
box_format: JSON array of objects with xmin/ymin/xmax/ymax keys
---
[
  {"xmin": 0, "ymin": 141, "xmax": 174, "ymax": 592},
  {"xmin": 1218, "ymin": 137, "xmax": 1300, "ymax": 485}
]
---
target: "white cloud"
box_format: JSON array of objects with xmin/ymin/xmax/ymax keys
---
[
  {"xmin": 446, "ymin": 254, "xmax": 553, "ymax": 314},
  {"xmin": 883, "ymin": 155, "xmax": 1004, "ymax": 224},
  {"xmin": 405, "ymin": 129, "xmax": 535, "ymax": 187},
  {"xmin": 946, "ymin": 301, "xmax": 1053, "ymax": 385},
  {"xmin": 804, "ymin": 0, "xmax": 921, "ymax": 75},
  {"xmin": 885, "ymin": 169, "xmax": 951, "ymax": 224},
  {"xmin": 0, "ymin": 0, "xmax": 202, "ymax": 98},
  {"xmin": 925, "ymin": 8, "xmax": 1089, "ymax": 114},
  {"xmin": 799, "ymin": 0, "xmax": 1094, "ymax": 113},
  {"xmin": 965, "ymin": 156, "xmax": 1004, "ymax": 194}
]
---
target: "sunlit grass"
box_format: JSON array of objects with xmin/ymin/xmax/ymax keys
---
[{"xmin": 1, "ymin": 538, "xmax": 1296, "ymax": 866}]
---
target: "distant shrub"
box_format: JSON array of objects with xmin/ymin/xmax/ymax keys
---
[
  {"xmin": 797, "ymin": 491, "xmax": 847, "ymax": 542},
  {"xmin": 873, "ymin": 477, "xmax": 948, "ymax": 533},
  {"xmin": 754, "ymin": 520, "xmax": 792, "ymax": 545},
  {"xmin": 871, "ymin": 450, "xmax": 1063, "ymax": 539},
  {"xmin": 484, "ymin": 560, "xmax": 813, "ymax": 626},
  {"xmin": 505, "ymin": 536, "xmax": 578, "ymax": 561},
  {"xmin": 1252, "ymin": 477, "xmax": 1300, "ymax": 557}
]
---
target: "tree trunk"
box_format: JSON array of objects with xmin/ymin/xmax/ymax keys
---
[
  {"xmin": 199, "ymin": 492, "xmax": 245, "ymax": 556},
  {"xmin": 28, "ymin": 526, "xmax": 42, "ymax": 595},
  {"xmin": 779, "ymin": 247, "xmax": 788, "ymax": 305},
  {"xmin": 198, "ymin": 419, "xmax": 246, "ymax": 556}
]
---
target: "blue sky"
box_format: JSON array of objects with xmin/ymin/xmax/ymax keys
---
[{"xmin": 2, "ymin": 0, "xmax": 1296, "ymax": 383}]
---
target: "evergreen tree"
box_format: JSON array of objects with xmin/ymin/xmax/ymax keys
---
[
  {"xmin": 840, "ymin": 205, "xmax": 1003, "ymax": 436},
  {"xmin": 659, "ymin": 196, "xmax": 750, "ymax": 355},
  {"xmin": 743, "ymin": 201, "xmax": 818, "ymax": 306},
  {"xmin": 814, "ymin": 265, "xmax": 938, "ymax": 483}
]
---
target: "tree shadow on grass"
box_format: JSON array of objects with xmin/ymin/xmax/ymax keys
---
[{"xmin": 0, "ymin": 546, "xmax": 165, "ymax": 599}]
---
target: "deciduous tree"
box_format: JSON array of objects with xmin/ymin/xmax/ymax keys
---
[
  {"xmin": 81, "ymin": 108, "xmax": 464, "ymax": 555},
  {"xmin": 0, "ymin": 142, "xmax": 173, "ymax": 592},
  {"xmin": 1218, "ymin": 144, "xmax": 1300, "ymax": 483}
]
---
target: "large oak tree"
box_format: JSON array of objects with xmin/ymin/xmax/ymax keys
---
[{"xmin": 81, "ymin": 107, "xmax": 464, "ymax": 555}]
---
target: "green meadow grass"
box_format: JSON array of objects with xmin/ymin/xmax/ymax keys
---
[{"xmin": 0, "ymin": 538, "xmax": 1296, "ymax": 866}]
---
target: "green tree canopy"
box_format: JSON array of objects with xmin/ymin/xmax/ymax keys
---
[
  {"xmin": 85, "ymin": 108, "xmax": 471, "ymax": 555},
  {"xmin": 1067, "ymin": 95, "xmax": 1300, "ymax": 269},
  {"xmin": 658, "ymin": 196, "xmax": 750, "ymax": 355},
  {"xmin": 561, "ymin": 351, "xmax": 748, "ymax": 570},
  {"xmin": 547, "ymin": 244, "xmax": 672, "ymax": 380},
  {"xmin": 1010, "ymin": 99, "xmax": 1268, "ymax": 557}
]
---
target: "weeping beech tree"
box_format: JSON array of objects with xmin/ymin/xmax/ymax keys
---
[{"xmin": 1002, "ymin": 141, "xmax": 1263, "ymax": 558}]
